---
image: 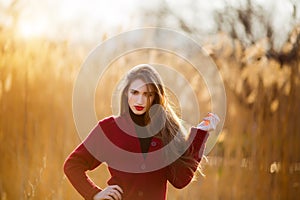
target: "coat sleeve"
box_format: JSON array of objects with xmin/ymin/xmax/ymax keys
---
[
  {"xmin": 166, "ymin": 127, "xmax": 209, "ymax": 189},
  {"xmin": 63, "ymin": 124, "xmax": 103, "ymax": 200}
]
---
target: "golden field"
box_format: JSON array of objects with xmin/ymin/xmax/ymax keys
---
[{"xmin": 1, "ymin": 24, "xmax": 300, "ymax": 200}]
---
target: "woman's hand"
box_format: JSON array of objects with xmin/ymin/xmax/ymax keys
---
[
  {"xmin": 93, "ymin": 185, "xmax": 123, "ymax": 200},
  {"xmin": 197, "ymin": 113, "xmax": 220, "ymax": 131}
]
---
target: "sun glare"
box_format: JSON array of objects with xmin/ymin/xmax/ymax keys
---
[
  {"xmin": 17, "ymin": 19, "xmax": 47, "ymax": 38},
  {"xmin": 14, "ymin": 0, "xmax": 140, "ymax": 39}
]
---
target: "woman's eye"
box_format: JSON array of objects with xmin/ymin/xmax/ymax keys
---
[
  {"xmin": 147, "ymin": 92, "xmax": 154, "ymax": 97},
  {"xmin": 131, "ymin": 90, "xmax": 138, "ymax": 95}
]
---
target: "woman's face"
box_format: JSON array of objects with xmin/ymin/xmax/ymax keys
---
[{"xmin": 127, "ymin": 79, "xmax": 155, "ymax": 115}]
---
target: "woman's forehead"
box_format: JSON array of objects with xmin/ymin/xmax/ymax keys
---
[{"xmin": 129, "ymin": 79, "xmax": 155, "ymax": 91}]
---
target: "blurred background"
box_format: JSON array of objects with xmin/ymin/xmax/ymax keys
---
[{"xmin": 0, "ymin": 0, "xmax": 300, "ymax": 199}]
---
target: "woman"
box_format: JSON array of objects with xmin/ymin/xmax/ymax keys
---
[{"xmin": 64, "ymin": 64, "xmax": 219, "ymax": 200}]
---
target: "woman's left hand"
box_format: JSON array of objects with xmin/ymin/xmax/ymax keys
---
[{"xmin": 197, "ymin": 113, "xmax": 220, "ymax": 131}]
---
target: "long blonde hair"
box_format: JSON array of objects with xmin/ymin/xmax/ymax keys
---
[{"xmin": 119, "ymin": 64, "xmax": 199, "ymax": 172}]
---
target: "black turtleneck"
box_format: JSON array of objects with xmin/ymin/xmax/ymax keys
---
[{"xmin": 129, "ymin": 109, "xmax": 153, "ymax": 154}]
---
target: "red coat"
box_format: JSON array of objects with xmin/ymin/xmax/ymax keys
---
[{"xmin": 64, "ymin": 116, "xmax": 209, "ymax": 200}]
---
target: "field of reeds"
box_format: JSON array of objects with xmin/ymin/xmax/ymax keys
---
[{"xmin": 1, "ymin": 22, "xmax": 300, "ymax": 200}]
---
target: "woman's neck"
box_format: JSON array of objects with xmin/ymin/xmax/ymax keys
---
[
  {"xmin": 128, "ymin": 108, "xmax": 153, "ymax": 154},
  {"xmin": 129, "ymin": 108, "xmax": 147, "ymax": 126}
]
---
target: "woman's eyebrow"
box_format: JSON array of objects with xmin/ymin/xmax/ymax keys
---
[
  {"xmin": 129, "ymin": 88, "xmax": 154, "ymax": 94},
  {"xmin": 145, "ymin": 91, "xmax": 155, "ymax": 94},
  {"xmin": 129, "ymin": 88, "xmax": 141, "ymax": 93}
]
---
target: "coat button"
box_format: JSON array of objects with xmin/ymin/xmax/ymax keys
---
[
  {"xmin": 140, "ymin": 163, "xmax": 146, "ymax": 170},
  {"xmin": 138, "ymin": 191, "xmax": 143, "ymax": 196},
  {"xmin": 151, "ymin": 141, "xmax": 157, "ymax": 147}
]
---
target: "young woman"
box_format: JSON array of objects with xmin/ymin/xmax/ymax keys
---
[{"xmin": 64, "ymin": 64, "xmax": 219, "ymax": 200}]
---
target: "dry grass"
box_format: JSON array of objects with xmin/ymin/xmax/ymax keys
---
[{"xmin": 0, "ymin": 27, "xmax": 300, "ymax": 199}]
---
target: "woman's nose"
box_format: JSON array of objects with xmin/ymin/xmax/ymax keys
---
[{"xmin": 136, "ymin": 94, "xmax": 145, "ymax": 104}]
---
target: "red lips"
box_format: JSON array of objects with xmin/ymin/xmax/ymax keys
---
[{"xmin": 134, "ymin": 106, "xmax": 144, "ymax": 111}]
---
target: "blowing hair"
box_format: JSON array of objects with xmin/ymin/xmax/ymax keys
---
[{"xmin": 118, "ymin": 64, "xmax": 200, "ymax": 175}]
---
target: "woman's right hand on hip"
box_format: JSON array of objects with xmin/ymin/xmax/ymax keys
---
[{"xmin": 93, "ymin": 185, "xmax": 123, "ymax": 200}]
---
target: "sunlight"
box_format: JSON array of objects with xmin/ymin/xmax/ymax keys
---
[
  {"xmin": 17, "ymin": 18, "xmax": 47, "ymax": 38},
  {"xmin": 59, "ymin": 0, "xmax": 139, "ymax": 27},
  {"xmin": 14, "ymin": 0, "xmax": 140, "ymax": 39}
]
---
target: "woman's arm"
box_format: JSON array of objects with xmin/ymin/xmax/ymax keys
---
[
  {"xmin": 64, "ymin": 143, "xmax": 102, "ymax": 200},
  {"xmin": 63, "ymin": 124, "xmax": 106, "ymax": 200},
  {"xmin": 166, "ymin": 128, "xmax": 209, "ymax": 189}
]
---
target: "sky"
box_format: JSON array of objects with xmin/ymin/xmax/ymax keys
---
[
  {"xmin": 1, "ymin": 0, "xmax": 145, "ymax": 40},
  {"xmin": 0, "ymin": 0, "xmax": 299, "ymax": 44}
]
